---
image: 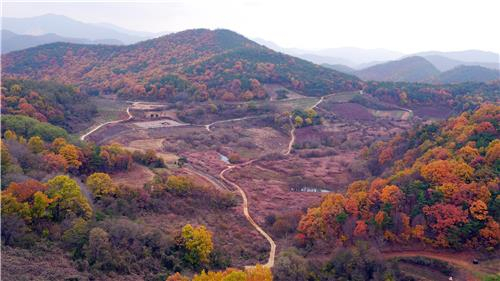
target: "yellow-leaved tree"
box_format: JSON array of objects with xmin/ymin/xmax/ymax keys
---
[
  {"xmin": 181, "ymin": 224, "xmax": 214, "ymax": 266},
  {"xmin": 86, "ymin": 172, "xmax": 117, "ymax": 198}
]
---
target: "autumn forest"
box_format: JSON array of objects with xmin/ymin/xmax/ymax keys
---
[{"xmin": 1, "ymin": 7, "xmax": 500, "ymax": 281}]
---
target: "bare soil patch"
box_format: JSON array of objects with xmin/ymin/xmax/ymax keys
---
[{"xmin": 132, "ymin": 119, "xmax": 188, "ymax": 129}]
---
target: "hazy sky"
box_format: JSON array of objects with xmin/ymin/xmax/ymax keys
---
[{"xmin": 2, "ymin": 0, "xmax": 500, "ymax": 54}]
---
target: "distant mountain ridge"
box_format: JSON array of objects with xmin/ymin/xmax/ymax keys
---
[
  {"xmin": 255, "ymin": 38, "xmax": 500, "ymax": 71},
  {"xmin": 419, "ymin": 54, "xmax": 499, "ymax": 71},
  {"xmin": 2, "ymin": 14, "xmax": 165, "ymax": 45},
  {"xmin": 2, "ymin": 14, "xmax": 497, "ymax": 85},
  {"xmin": 415, "ymin": 50, "xmax": 499, "ymax": 63},
  {"xmin": 1, "ymin": 30, "xmax": 122, "ymax": 54},
  {"xmin": 355, "ymin": 56, "xmax": 440, "ymax": 82},
  {"xmin": 438, "ymin": 65, "xmax": 500, "ymax": 83},
  {"xmin": 353, "ymin": 56, "xmax": 500, "ymax": 83}
]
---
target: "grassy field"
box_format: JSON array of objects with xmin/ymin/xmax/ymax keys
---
[
  {"xmin": 369, "ymin": 109, "xmax": 408, "ymax": 119},
  {"xmin": 273, "ymin": 97, "xmax": 318, "ymax": 111},
  {"xmin": 326, "ymin": 91, "xmax": 361, "ymax": 103},
  {"xmin": 76, "ymin": 97, "xmax": 129, "ymax": 136}
]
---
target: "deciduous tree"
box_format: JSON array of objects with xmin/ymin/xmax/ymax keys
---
[
  {"xmin": 181, "ymin": 224, "xmax": 214, "ymax": 266},
  {"xmin": 46, "ymin": 175, "xmax": 92, "ymax": 220},
  {"xmin": 86, "ymin": 172, "xmax": 117, "ymax": 198},
  {"xmin": 27, "ymin": 136, "xmax": 44, "ymax": 153}
]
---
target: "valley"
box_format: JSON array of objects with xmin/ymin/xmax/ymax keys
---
[
  {"xmin": 69, "ymin": 84, "xmax": 499, "ymax": 281},
  {"xmin": 77, "ymin": 89, "xmax": 427, "ymax": 269},
  {"xmin": 1, "ymin": 19, "xmax": 499, "ymax": 281}
]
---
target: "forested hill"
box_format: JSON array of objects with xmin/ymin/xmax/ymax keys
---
[
  {"xmin": 1, "ymin": 79, "xmax": 96, "ymax": 132},
  {"xmin": 298, "ymin": 104, "xmax": 500, "ymax": 250},
  {"xmin": 1, "ymin": 29, "xmax": 361, "ymax": 101}
]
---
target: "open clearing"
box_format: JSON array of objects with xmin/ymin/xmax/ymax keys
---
[{"xmin": 132, "ymin": 119, "xmax": 189, "ymax": 129}]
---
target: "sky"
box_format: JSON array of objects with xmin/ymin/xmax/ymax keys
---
[{"xmin": 2, "ymin": 0, "xmax": 500, "ymax": 54}]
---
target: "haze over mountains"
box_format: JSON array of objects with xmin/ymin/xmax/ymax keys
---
[
  {"xmin": 354, "ymin": 56, "xmax": 440, "ymax": 83},
  {"xmin": 2, "ymin": 14, "xmax": 166, "ymax": 46},
  {"xmin": 1, "ymin": 30, "xmax": 123, "ymax": 54},
  {"xmin": 2, "ymin": 13, "xmax": 499, "ymax": 85},
  {"xmin": 255, "ymin": 38, "xmax": 499, "ymax": 71},
  {"xmin": 348, "ymin": 56, "xmax": 500, "ymax": 83}
]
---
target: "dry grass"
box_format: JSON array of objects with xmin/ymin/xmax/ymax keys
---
[
  {"xmin": 369, "ymin": 109, "xmax": 407, "ymax": 120},
  {"xmin": 1, "ymin": 245, "xmax": 89, "ymax": 281},
  {"xmin": 111, "ymin": 163, "xmax": 155, "ymax": 190}
]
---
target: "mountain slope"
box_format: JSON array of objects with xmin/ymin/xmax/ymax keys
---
[
  {"xmin": 2, "ymin": 14, "xmax": 153, "ymax": 44},
  {"xmin": 1, "ymin": 30, "xmax": 122, "ymax": 53},
  {"xmin": 423, "ymin": 55, "xmax": 500, "ymax": 71},
  {"xmin": 438, "ymin": 65, "xmax": 500, "ymax": 83},
  {"xmin": 252, "ymin": 38, "xmax": 404, "ymax": 68},
  {"xmin": 355, "ymin": 56, "xmax": 440, "ymax": 82},
  {"xmin": 321, "ymin": 63, "xmax": 356, "ymax": 74},
  {"xmin": 2, "ymin": 29, "xmax": 361, "ymax": 100},
  {"xmin": 299, "ymin": 103, "xmax": 500, "ymax": 250},
  {"xmin": 416, "ymin": 50, "xmax": 499, "ymax": 64}
]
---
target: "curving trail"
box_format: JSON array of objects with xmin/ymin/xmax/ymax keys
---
[
  {"xmin": 184, "ymin": 165, "xmax": 229, "ymax": 192},
  {"xmin": 284, "ymin": 116, "xmax": 295, "ymax": 155},
  {"xmin": 80, "ymin": 104, "xmax": 133, "ymax": 141},
  {"xmin": 219, "ymin": 160, "xmax": 276, "ymax": 268},
  {"xmin": 285, "ymin": 93, "xmax": 328, "ymax": 155}
]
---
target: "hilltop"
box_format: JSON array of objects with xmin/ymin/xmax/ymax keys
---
[
  {"xmin": 355, "ymin": 56, "xmax": 440, "ymax": 82},
  {"xmin": 438, "ymin": 65, "xmax": 500, "ymax": 83},
  {"xmin": 354, "ymin": 56, "xmax": 500, "ymax": 84},
  {"xmin": 1, "ymin": 29, "xmax": 361, "ymax": 101}
]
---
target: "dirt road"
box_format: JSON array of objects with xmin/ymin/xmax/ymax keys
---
[
  {"xmin": 285, "ymin": 93, "xmax": 329, "ymax": 154},
  {"xmin": 219, "ymin": 160, "xmax": 277, "ymax": 268},
  {"xmin": 184, "ymin": 165, "xmax": 229, "ymax": 192}
]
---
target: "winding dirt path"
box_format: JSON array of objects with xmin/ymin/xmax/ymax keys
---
[
  {"xmin": 285, "ymin": 93, "xmax": 329, "ymax": 154},
  {"xmin": 219, "ymin": 160, "xmax": 277, "ymax": 268},
  {"xmin": 184, "ymin": 165, "xmax": 229, "ymax": 192}
]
